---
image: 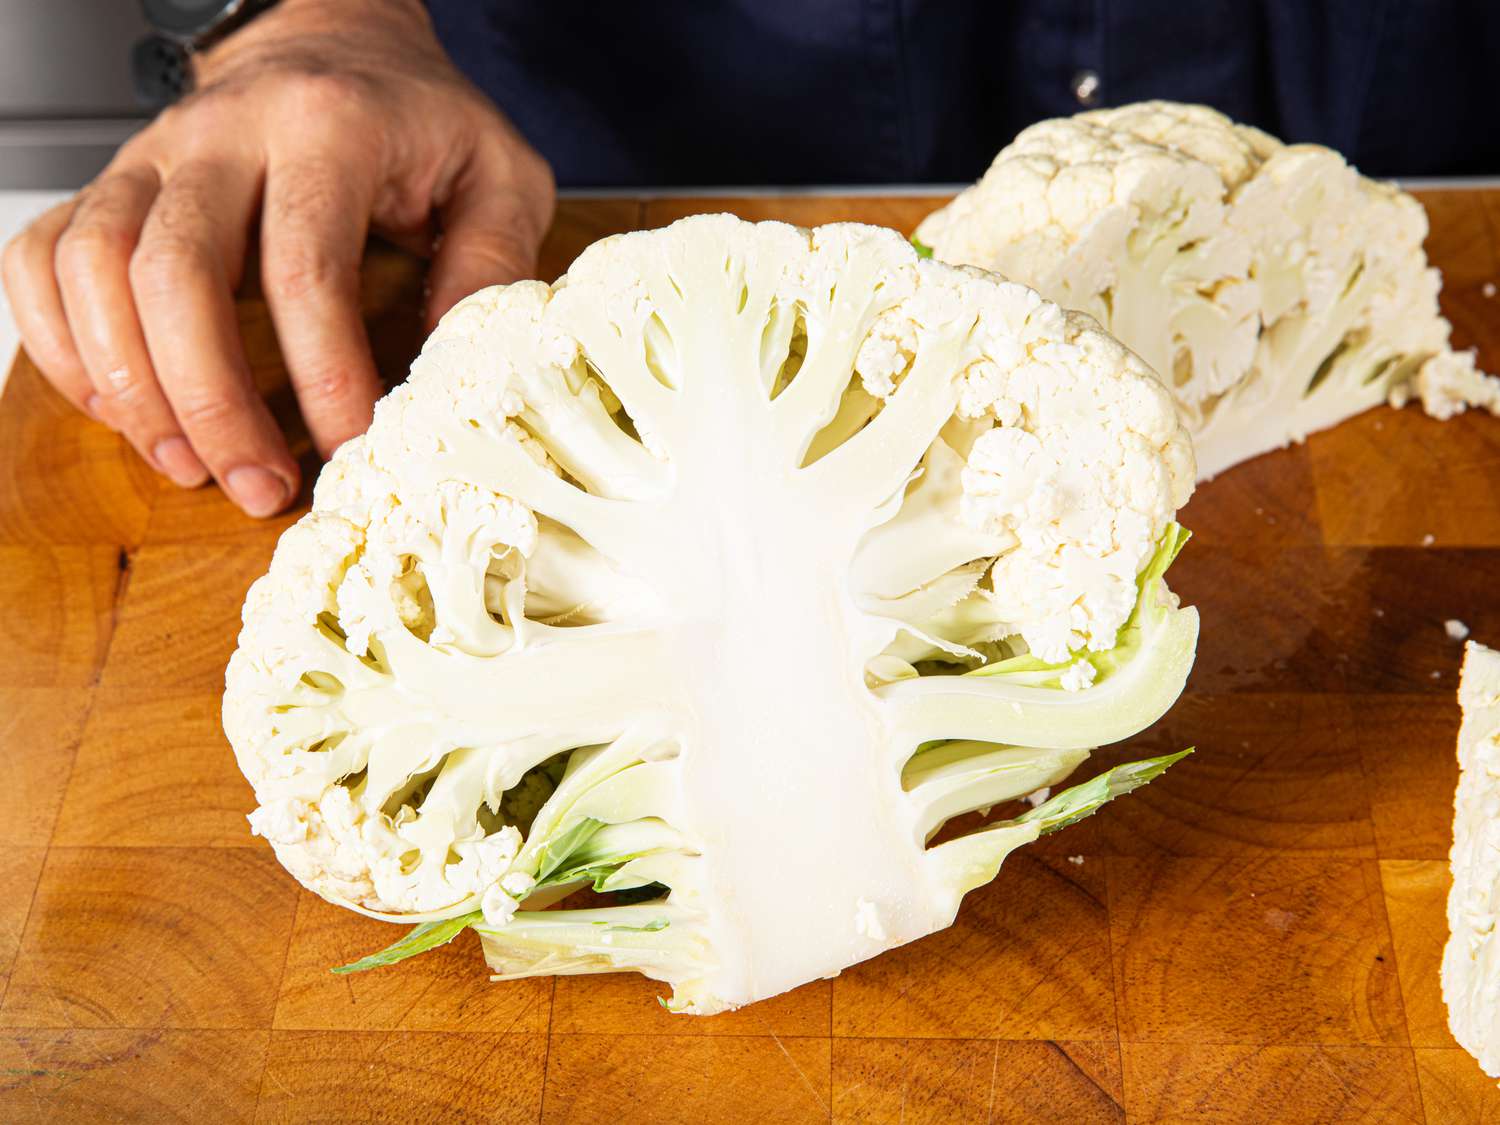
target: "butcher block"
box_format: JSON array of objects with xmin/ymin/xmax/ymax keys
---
[{"xmin": 0, "ymin": 191, "xmax": 1497, "ymax": 1123}]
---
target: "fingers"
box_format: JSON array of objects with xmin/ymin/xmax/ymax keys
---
[
  {"xmin": 54, "ymin": 168, "xmax": 209, "ymax": 487},
  {"xmin": 425, "ymin": 134, "xmax": 554, "ymax": 330},
  {"xmin": 261, "ymin": 154, "xmax": 383, "ymax": 458},
  {"xmin": 6, "ymin": 80, "xmax": 559, "ymax": 526},
  {"xmin": 1, "ymin": 200, "xmax": 95, "ymax": 412},
  {"xmin": 131, "ymin": 160, "xmax": 301, "ymax": 516}
]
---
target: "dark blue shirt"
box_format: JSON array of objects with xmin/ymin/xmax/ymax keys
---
[{"xmin": 426, "ymin": 1, "xmax": 1500, "ymax": 186}]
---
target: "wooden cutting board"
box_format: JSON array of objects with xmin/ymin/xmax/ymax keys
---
[{"xmin": 0, "ymin": 191, "xmax": 1497, "ymax": 1124}]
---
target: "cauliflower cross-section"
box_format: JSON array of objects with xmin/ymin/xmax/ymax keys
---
[{"xmin": 225, "ymin": 215, "xmax": 1197, "ymax": 1014}]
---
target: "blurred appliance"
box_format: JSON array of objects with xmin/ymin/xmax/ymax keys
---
[{"xmin": 0, "ymin": 0, "xmax": 153, "ymax": 188}]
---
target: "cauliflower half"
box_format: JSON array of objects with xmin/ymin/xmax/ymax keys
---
[
  {"xmin": 916, "ymin": 101, "xmax": 1500, "ymax": 479},
  {"xmin": 224, "ymin": 215, "xmax": 1197, "ymax": 1014}
]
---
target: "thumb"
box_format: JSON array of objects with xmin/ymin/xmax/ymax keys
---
[{"xmin": 426, "ymin": 138, "xmax": 555, "ymax": 332}]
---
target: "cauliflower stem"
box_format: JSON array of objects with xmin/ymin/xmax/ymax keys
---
[
  {"xmin": 336, "ymin": 749, "xmax": 1191, "ymax": 993},
  {"xmin": 334, "ymin": 521, "xmax": 1194, "ymax": 993}
]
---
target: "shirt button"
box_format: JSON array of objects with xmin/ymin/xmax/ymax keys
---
[{"xmin": 1072, "ymin": 69, "xmax": 1102, "ymax": 107}]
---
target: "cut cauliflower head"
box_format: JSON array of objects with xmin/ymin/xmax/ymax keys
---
[
  {"xmin": 916, "ymin": 100, "xmax": 1500, "ymax": 480},
  {"xmin": 1444, "ymin": 641, "xmax": 1500, "ymax": 1077},
  {"xmin": 225, "ymin": 214, "xmax": 1197, "ymax": 1014}
]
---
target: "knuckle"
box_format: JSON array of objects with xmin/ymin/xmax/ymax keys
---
[
  {"xmin": 264, "ymin": 245, "xmax": 350, "ymax": 303},
  {"xmin": 277, "ymin": 71, "xmax": 368, "ymax": 117},
  {"xmin": 173, "ymin": 391, "xmax": 242, "ymax": 437},
  {"xmin": 297, "ymin": 364, "xmax": 358, "ymax": 408},
  {"xmin": 79, "ymin": 166, "xmax": 148, "ymax": 205},
  {"xmin": 0, "ymin": 232, "xmax": 28, "ymax": 286},
  {"xmin": 129, "ymin": 232, "xmax": 207, "ymax": 296},
  {"xmin": 150, "ymin": 98, "xmax": 193, "ymax": 135},
  {"xmin": 514, "ymin": 145, "xmax": 556, "ymax": 200},
  {"xmin": 99, "ymin": 368, "xmax": 152, "ymax": 411},
  {"xmin": 55, "ymin": 221, "xmax": 133, "ymax": 275},
  {"xmin": 178, "ymin": 118, "xmax": 241, "ymax": 162},
  {"xmin": 156, "ymin": 90, "xmax": 241, "ymax": 151},
  {"xmin": 3, "ymin": 221, "xmax": 54, "ymax": 284},
  {"xmin": 267, "ymin": 159, "xmax": 348, "ymax": 225},
  {"xmin": 112, "ymin": 130, "xmax": 160, "ymax": 166},
  {"xmin": 464, "ymin": 236, "xmax": 533, "ymax": 280},
  {"xmin": 147, "ymin": 102, "xmax": 199, "ymax": 151},
  {"xmin": 478, "ymin": 120, "xmax": 555, "ymax": 201},
  {"xmin": 154, "ymin": 167, "xmax": 219, "ymax": 229}
]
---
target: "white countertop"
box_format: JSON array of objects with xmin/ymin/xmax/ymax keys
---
[{"xmin": 0, "ymin": 189, "xmax": 70, "ymax": 396}]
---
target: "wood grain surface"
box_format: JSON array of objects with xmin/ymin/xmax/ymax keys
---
[{"xmin": 0, "ymin": 192, "xmax": 1497, "ymax": 1123}]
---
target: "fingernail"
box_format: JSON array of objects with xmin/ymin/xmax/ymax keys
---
[
  {"xmin": 225, "ymin": 465, "xmax": 290, "ymax": 517},
  {"xmin": 152, "ymin": 436, "xmax": 210, "ymax": 488}
]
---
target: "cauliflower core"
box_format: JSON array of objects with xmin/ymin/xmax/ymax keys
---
[
  {"xmin": 916, "ymin": 101, "xmax": 1500, "ymax": 480},
  {"xmin": 225, "ymin": 215, "xmax": 1197, "ymax": 1013}
]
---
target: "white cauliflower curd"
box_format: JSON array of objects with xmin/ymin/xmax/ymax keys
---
[
  {"xmin": 916, "ymin": 101, "xmax": 1500, "ymax": 479},
  {"xmin": 225, "ymin": 215, "xmax": 1197, "ymax": 1014}
]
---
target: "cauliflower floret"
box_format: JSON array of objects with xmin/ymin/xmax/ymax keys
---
[
  {"xmin": 250, "ymin": 784, "xmax": 525, "ymax": 916},
  {"xmin": 948, "ymin": 311, "xmax": 1189, "ymax": 662},
  {"xmin": 1409, "ymin": 350, "xmax": 1500, "ymax": 420},
  {"xmin": 245, "ymin": 513, "xmax": 363, "ymax": 632},
  {"xmin": 855, "ymin": 311, "xmax": 920, "ymax": 398}
]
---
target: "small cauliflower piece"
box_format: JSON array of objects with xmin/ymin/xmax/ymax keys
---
[
  {"xmin": 1444, "ymin": 641, "xmax": 1500, "ymax": 1076},
  {"xmin": 225, "ymin": 215, "xmax": 1197, "ymax": 1014},
  {"xmin": 916, "ymin": 101, "xmax": 1500, "ymax": 480}
]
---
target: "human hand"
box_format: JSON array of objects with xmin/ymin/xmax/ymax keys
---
[{"xmin": 2, "ymin": 0, "xmax": 554, "ymax": 516}]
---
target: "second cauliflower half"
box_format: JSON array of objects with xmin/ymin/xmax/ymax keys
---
[{"xmin": 917, "ymin": 101, "xmax": 1500, "ymax": 479}]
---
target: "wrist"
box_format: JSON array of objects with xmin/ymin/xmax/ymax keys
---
[
  {"xmin": 223, "ymin": 0, "xmax": 432, "ymax": 40},
  {"xmin": 192, "ymin": 0, "xmax": 438, "ymax": 83},
  {"xmin": 270, "ymin": 0, "xmax": 430, "ymax": 27}
]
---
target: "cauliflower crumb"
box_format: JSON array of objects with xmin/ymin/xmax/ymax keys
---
[
  {"xmin": 1484, "ymin": 282, "xmax": 1497, "ymax": 299},
  {"xmin": 1024, "ymin": 787, "xmax": 1051, "ymax": 809},
  {"xmin": 1067, "ymin": 855, "xmax": 1086, "ymax": 866},
  {"xmin": 1059, "ymin": 660, "xmax": 1098, "ymax": 693},
  {"xmin": 1448, "ymin": 619, "xmax": 1472, "ymax": 642},
  {"xmin": 482, "ymin": 882, "xmax": 522, "ymax": 928},
  {"xmin": 1423, "ymin": 534, "xmax": 1436, "ymax": 547},
  {"xmin": 500, "ymin": 872, "xmax": 537, "ymax": 899}
]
